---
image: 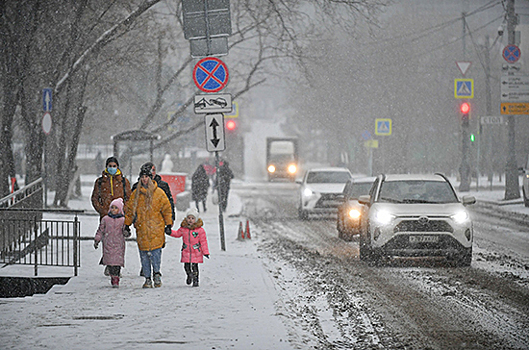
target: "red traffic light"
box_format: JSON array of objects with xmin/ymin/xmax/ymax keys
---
[
  {"xmin": 460, "ymin": 102, "xmax": 470, "ymax": 114},
  {"xmin": 226, "ymin": 119, "xmax": 237, "ymax": 131}
]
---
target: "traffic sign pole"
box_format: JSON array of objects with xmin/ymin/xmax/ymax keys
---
[{"xmin": 215, "ymin": 151, "xmax": 226, "ymax": 251}]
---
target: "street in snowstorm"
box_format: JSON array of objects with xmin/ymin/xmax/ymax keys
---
[{"xmin": 2, "ymin": 0, "xmax": 529, "ymax": 349}]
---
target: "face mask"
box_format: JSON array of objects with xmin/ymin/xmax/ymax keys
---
[{"xmin": 107, "ymin": 167, "xmax": 117, "ymax": 175}]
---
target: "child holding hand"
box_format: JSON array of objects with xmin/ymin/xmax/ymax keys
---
[
  {"xmin": 168, "ymin": 208, "xmax": 209, "ymax": 287},
  {"xmin": 94, "ymin": 198, "xmax": 130, "ymax": 287}
]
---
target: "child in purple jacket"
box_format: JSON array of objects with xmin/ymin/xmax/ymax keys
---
[
  {"xmin": 168, "ymin": 208, "xmax": 209, "ymax": 287},
  {"xmin": 94, "ymin": 198, "xmax": 130, "ymax": 287}
]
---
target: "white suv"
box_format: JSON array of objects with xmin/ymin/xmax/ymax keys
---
[{"xmin": 358, "ymin": 174, "xmax": 476, "ymax": 266}]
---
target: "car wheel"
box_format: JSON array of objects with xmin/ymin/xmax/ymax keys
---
[
  {"xmin": 298, "ymin": 207, "xmax": 308, "ymax": 220},
  {"xmin": 359, "ymin": 227, "xmax": 372, "ymax": 261},
  {"xmin": 457, "ymin": 247, "xmax": 472, "ymax": 267},
  {"xmin": 523, "ymin": 187, "xmax": 529, "ymax": 208}
]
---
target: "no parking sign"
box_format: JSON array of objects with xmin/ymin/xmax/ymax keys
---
[{"xmin": 193, "ymin": 57, "xmax": 229, "ymax": 93}]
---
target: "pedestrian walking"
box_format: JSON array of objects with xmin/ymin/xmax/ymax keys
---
[
  {"xmin": 132, "ymin": 162, "xmax": 175, "ymax": 277},
  {"xmin": 94, "ymin": 198, "xmax": 130, "ymax": 288},
  {"xmin": 125, "ymin": 166, "xmax": 173, "ymax": 288},
  {"xmin": 168, "ymin": 208, "xmax": 209, "ymax": 287},
  {"xmin": 91, "ymin": 156, "xmax": 131, "ymax": 220},
  {"xmin": 216, "ymin": 160, "xmax": 234, "ymax": 212},
  {"xmin": 191, "ymin": 164, "xmax": 210, "ymax": 213},
  {"xmin": 132, "ymin": 162, "xmax": 175, "ymax": 220}
]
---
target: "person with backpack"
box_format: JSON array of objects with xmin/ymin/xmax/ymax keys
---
[{"xmin": 91, "ymin": 156, "xmax": 131, "ymax": 220}]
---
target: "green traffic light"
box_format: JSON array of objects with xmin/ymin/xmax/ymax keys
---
[{"xmin": 470, "ymin": 134, "xmax": 475, "ymax": 142}]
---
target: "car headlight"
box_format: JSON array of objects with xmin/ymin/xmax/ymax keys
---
[
  {"xmin": 374, "ymin": 210, "xmax": 395, "ymax": 225},
  {"xmin": 303, "ymin": 188, "xmax": 313, "ymax": 197},
  {"xmin": 268, "ymin": 165, "xmax": 276, "ymax": 173},
  {"xmin": 348, "ymin": 209, "xmax": 361, "ymax": 220},
  {"xmin": 451, "ymin": 211, "xmax": 470, "ymax": 224},
  {"xmin": 288, "ymin": 164, "xmax": 297, "ymax": 174}
]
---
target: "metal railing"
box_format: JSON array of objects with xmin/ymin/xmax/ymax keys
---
[
  {"xmin": 0, "ymin": 209, "xmax": 82, "ymax": 276},
  {"xmin": 0, "ymin": 178, "xmax": 43, "ymax": 209}
]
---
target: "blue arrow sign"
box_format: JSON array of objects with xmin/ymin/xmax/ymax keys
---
[{"xmin": 43, "ymin": 88, "xmax": 52, "ymax": 112}]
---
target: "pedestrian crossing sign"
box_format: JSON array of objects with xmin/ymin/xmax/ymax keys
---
[
  {"xmin": 375, "ymin": 118, "xmax": 392, "ymax": 136},
  {"xmin": 454, "ymin": 79, "xmax": 474, "ymax": 99}
]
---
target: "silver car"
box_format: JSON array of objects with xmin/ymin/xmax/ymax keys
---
[
  {"xmin": 358, "ymin": 174, "xmax": 476, "ymax": 266},
  {"xmin": 297, "ymin": 167, "xmax": 353, "ymax": 220}
]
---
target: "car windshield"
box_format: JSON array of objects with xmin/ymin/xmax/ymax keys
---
[
  {"xmin": 347, "ymin": 182, "xmax": 374, "ymax": 199},
  {"xmin": 378, "ymin": 180, "xmax": 458, "ymax": 204},
  {"xmin": 306, "ymin": 171, "xmax": 351, "ymax": 184}
]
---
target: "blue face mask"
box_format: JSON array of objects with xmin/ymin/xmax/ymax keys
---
[{"xmin": 107, "ymin": 167, "xmax": 117, "ymax": 175}]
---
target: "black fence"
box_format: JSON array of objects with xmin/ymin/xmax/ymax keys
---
[{"xmin": 0, "ymin": 209, "xmax": 82, "ymax": 276}]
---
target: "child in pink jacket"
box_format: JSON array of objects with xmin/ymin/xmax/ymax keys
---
[
  {"xmin": 168, "ymin": 208, "xmax": 209, "ymax": 287},
  {"xmin": 94, "ymin": 198, "xmax": 130, "ymax": 288}
]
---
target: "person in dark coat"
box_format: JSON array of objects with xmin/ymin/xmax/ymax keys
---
[
  {"xmin": 216, "ymin": 160, "xmax": 234, "ymax": 212},
  {"xmin": 191, "ymin": 164, "xmax": 210, "ymax": 212}
]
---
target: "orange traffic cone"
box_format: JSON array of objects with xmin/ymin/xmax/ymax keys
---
[
  {"xmin": 245, "ymin": 220, "xmax": 251, "ymax": 239},
  {"xmin": 237, "ymin": 221, "xmax": 244, "ymax": 240}
]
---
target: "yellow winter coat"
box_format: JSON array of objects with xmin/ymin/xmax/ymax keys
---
[{"xmin": 125, "ymin": 179, "xmax": 173, "ymax": 251}]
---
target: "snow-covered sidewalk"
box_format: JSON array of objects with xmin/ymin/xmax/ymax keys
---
[{"xmin": 0, "ymin": 191, "xmax": 293, "ymax": 350}]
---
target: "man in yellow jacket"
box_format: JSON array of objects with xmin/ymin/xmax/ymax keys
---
[{"xmin": 125, "ymin": 166, "xmax": 173, "ymax": 288}]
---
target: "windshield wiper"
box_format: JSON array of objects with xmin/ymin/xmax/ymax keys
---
[
  {"xmin": 402, "ymin": 199, "xmax": 436, "ymax": 204},
  {"xmin": 379, "ymin": 197, "xmax": 403, "ymax": 203}
]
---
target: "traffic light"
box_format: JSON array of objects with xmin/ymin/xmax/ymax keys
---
[
  {"xmin": 470, "ymin": 133, "xmax": 475, "ymax": 142},
  {"xmin": 225, "ymin": 119, "xmax": 237, "ymax": 132},
  {"xmin": 460, "ymin": 102, "xmax": 470, "ymax": 124}
]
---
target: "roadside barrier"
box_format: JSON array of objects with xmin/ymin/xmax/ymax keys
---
[
  {"xmin": 245, "ymin": 220, "xmax": 251, "ymax": 239},
  {"xmin": 237, "ymin": 220, "xmax": 252, "ymax": 240},
  {"xmin": 237, "ymin": 221, "xmax": 244, "ymax": 240}
]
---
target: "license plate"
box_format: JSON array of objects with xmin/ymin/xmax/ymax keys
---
[{"xmin": 409, "ymin": 235, "xmax": 439, "ymax": 243}]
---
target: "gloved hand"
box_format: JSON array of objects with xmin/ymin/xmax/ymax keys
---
[
  {"xmin": 165, "ymin": 225, "xmax": 172, "ymax": 235},
  {"xmin": 94, "ymin": 241, "xmax": 99, "ymax": 249},
  {"xmin": 204, "ymin": 254, "xmax": 209, "ymax": 259},
  {"xmin": 123, "ymin": 225, "xmax": 131, "ymax": 238}
]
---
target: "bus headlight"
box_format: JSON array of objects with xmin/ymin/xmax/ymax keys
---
[
  {"xmin": 288, "ymin": 164, "xmax": 297, "ymax": 174},
  {"xmin": 267, "ymin": 165, "xmax": 276, "ymax": 173}
]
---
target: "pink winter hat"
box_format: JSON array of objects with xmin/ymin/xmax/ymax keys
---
[{"xmin": 109, "ymin": 198, "xmax": 124, "ymax": 215}]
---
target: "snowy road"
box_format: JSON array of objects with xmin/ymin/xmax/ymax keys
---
[{"xmin": 236, "ymin": 182, "xmax": 529, "ymax": 349}]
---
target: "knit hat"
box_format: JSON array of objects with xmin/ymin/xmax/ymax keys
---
[
  {"xmin": 106, "ymin": 156, "xmax": 119, "ymax": 167},
  {"xmin": 109, "ymin": 198, "xmax": 124, "ymax": 215},
  {"xmin": 186, "ymin": 208, "xmax": 200, "ymax": 220},
  {"xmin": 139, "ymin": 164, "xmax": 153, "ymax": 178}
]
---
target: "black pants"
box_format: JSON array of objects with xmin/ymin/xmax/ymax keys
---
[
  {"xmin": 108, "ymin": 265, "xmax": 121, "ymax": 277},
  {"xmin": 195, "ymin": 200, "xmax": 206, "ymax": 212},
  {"xmin": 184, "ymin": 263, "xmax": 199, "ymax": 279}
]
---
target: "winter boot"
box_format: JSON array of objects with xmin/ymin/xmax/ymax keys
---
[
  {"xmin": 186, "ymin": 273, "xmax": 192, "ymax": 285},
  {"xmin": 153, "ymin": 272, "xmax": 162, "ymax": 288},
  {"xmin": 142, "ymin": 278, "xmax": 153, "ymax": 288},
  {"xmin": 192, "ymin": 274, "xmax": 199, "ymax": 287},
  {"xmin": 111, "ymin": 276, "xmax": 120, "ymax": 288}
]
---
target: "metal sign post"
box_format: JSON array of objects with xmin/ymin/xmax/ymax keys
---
[{"xmin": 204, "ymin": 114, "xmax": 226, "ymax": 250}]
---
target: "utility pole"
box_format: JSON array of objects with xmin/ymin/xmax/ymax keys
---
[
  {"xmin": 504, "ymin": 0, "xmax": 520, "ymax": 200},
  {"xmin": 459, "ymin": 11, "xmax": 471, "ymax": 192}
]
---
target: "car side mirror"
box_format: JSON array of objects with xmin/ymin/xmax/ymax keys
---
[
  {"xmin": 358, "ymin": 195, "xmax": 371, "ymax": 205},
  {"xmin": 461, "ymin": 195, "xmax": 476, "ymax": 206},
  {"xmin": 295, "ymin": 180, "xmax": 302, "ymax": 185}
]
